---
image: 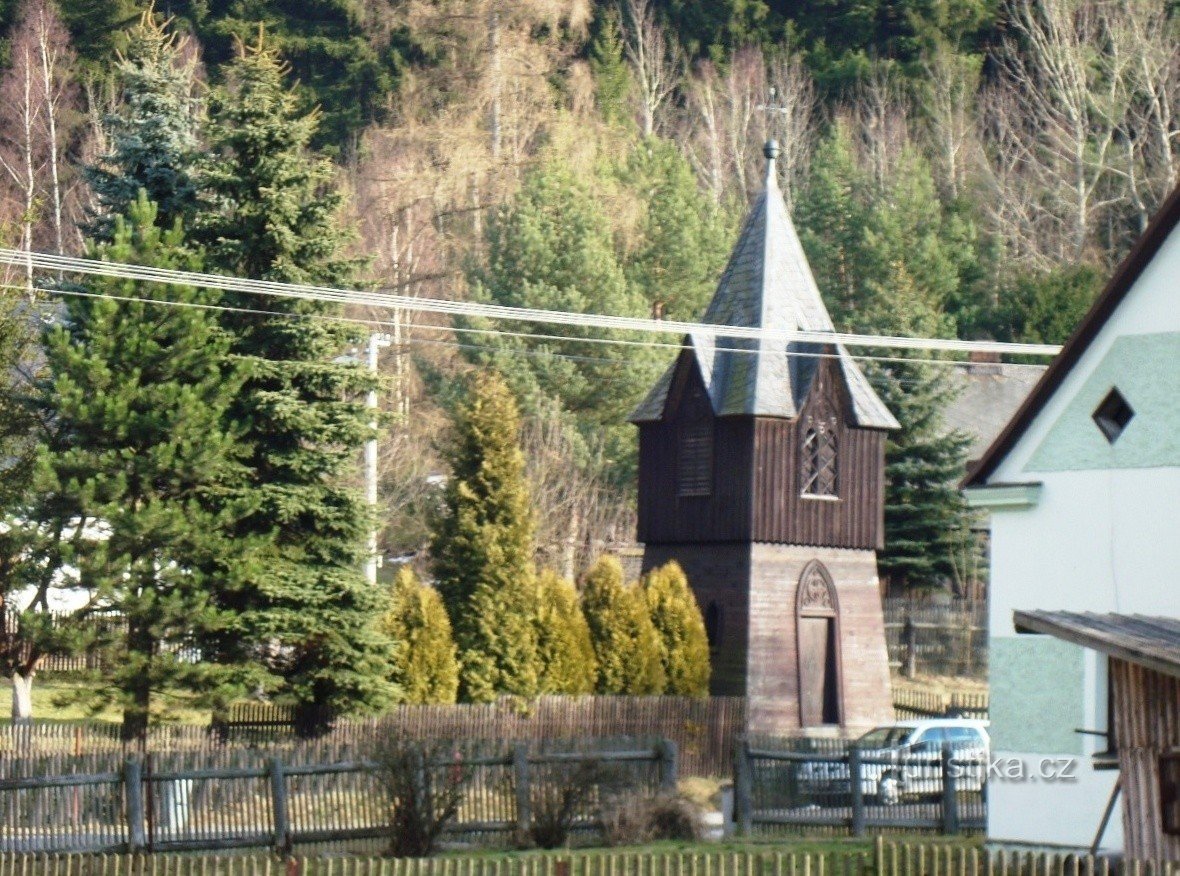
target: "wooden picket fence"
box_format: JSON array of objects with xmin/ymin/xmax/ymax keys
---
[
  {"xmin": 1, "ymin": 698, "xmax": 746, "ymax": 778},
  {"xmin": 0, "ymin": 840, "xmax": 1177, "ymax": 876},
  {"xmin": 882, "ymin": 600, "xmax": 987, "ymax": 680}
]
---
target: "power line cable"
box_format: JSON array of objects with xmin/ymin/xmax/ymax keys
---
[
  {"xmin": 0, "ymin": 248, "xmax": 1064, "ymax": 358},
  {"xmin": 16, "ymin": 281, "xmax": 1050, "ymax": 376}
]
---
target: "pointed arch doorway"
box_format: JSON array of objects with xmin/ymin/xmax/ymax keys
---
[{"xmin": 796, "ymin": 561, "xmax": 842, "ymax": 726}]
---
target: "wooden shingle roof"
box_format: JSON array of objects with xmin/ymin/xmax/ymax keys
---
[
  {"xmin": 630, "ymin": 146, "xmax": 897, "ymax": 430},
  {"xmin": 1014, "ymin": 610, "xmax": 1180, "ymax": 678}
]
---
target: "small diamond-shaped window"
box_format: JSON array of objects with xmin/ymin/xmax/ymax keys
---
[{"xmin": 1093, "ymin": 388, "xmax": 1134, "ymax": 444}]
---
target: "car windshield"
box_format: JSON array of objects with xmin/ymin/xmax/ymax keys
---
[{"xmin": 855, "ymin": 726, "xmax": 913, "ymax": 748}]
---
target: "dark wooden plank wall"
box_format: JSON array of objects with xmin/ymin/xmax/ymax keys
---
[
  {"xmin": 638, "ymin": 356, "xmax": 884, "ymax": 550},
  {"xmin": 751, "ymin": 423, "xmax": 884, "ymax": 549},
  {"xmin": 1111, "ymin": 659, "xmax": 1180, "ymax": 861}
]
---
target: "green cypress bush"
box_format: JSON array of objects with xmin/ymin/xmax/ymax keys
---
[
  {"xmin": 536, "ymin": 569, "xmax": 597, "ymax": 695},
  {"xmin": 642, "ymin": 562, "xmax": 711, "ymax": 697},
  {"xmin": 581, "ymin": 556, "xmax": 665, "ymax": 695},
  {"xmin": 384, "ymin": 567, "xmax": 459, "ymax": 705}
]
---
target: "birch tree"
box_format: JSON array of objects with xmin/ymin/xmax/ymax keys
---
[{"xmin": 619, "ymin": 0, "xmax": 683, "ymax": 137}]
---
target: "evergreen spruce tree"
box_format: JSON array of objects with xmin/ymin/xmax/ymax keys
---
[
  {"xmin": 580, "ymin": 556, "xmax": 664, "ymax": 695},
  {"xmin": 197, "ymin": 38, "xmax": 394, "ymax": 733},
  {"xmin": 641, "ymin": 562, "xmax": 709, "ymax": 697},
  {"xmin": 383, "ymin": 567, "xmax": 458, "ymax": 705},
  {"xmin": 535, "ymin": 569, "xmax": 597, "ymax": 695},
  {"xmin": 431, "ymin": 372, "xmax": 541, "ymax": 703},
  {"xmin": 176, "ymin": 0, "xmax": 407, "ymax": 152},
  {"xmin": 56, "ymin": 0, "xmax": 139, "ymax": 74},
  {"xmin": 34, "ymin": 194, "xmax": 263, "ymax": 740},
  {"xmin": 84, "ymin": 10, "xmax": 202, "ymax": 240},
  {"xmin": 872, "ymin": 359, "xmax": 974, "ymax": 591}
]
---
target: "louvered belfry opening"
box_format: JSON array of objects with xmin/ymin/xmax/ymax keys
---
[{"xmin": 630, "ymin": 142, "xmax": 897, "ymax": 733}]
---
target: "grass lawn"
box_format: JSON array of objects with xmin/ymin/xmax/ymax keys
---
[
  {"xmin": 1, "ymin": 678, "xmax": 214, "ymax": 726},
  {"xmin": 428, "ymin": 837, "xmax": 983, "ymax": 860}
]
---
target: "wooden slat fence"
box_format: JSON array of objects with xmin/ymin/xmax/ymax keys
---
[
  {"xmin": 1, "ymin": 840, "xmax": 1178, "ymax": 876},
  {"xmin": 1, "ymin": 609, "xmax": 199, "ymax": 674},
  {"xmin": 2, "ymin": 697, "xmax": 746, "ymax": 778},
  {"xmin": 882, "ymin": 600, "xmax": 987, "ymax": 680},
  {"xmin": 0, "ymin": 739, "xmax": 676, "ymax": 854},
  {"xmin": 891, "ymin": 690, "xmax": 988, "ymax": 721}
]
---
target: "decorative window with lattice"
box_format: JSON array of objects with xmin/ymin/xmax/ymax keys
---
[{"xmin": 801, "ymin": 402, "xmax": 839, "ymax": 497}]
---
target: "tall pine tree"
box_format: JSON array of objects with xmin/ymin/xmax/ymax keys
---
[
  {"xmin": 34, "ymin": 195, "xmax": 263, "ymax": 740},
  {"xmin": 431, "ymin": 372, "xmax": 541, "ymax": 703},
  {"xmin": 84, "ymin": 9, "xmax": 202, "ymax": 239},
  {"xmin": 469, "ymin": 155, "xmax": 660, "ymax": 487},
  {"xmin": 621, "ymin": 138, "xmax": 735, "ymax": 322},
  {"xmin": 197, "ymin": 38, "xmax": 394, "ymax": 733}
]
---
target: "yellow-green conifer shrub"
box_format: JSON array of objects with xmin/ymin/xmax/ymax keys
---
[
  {"xmin": 581, "ymin": 556, "xmax": 665, "ymax": 695},
  {"xmin": 642, "ymin": 562, "xmax": 710, "ymax": 697},
  {"xmin": 535, "ymin": 569, "xmax": 597, "ymax": 695},
  {"xmin": 431, "ymin": 372, "xmax": 541, "ymax": 702},
  {"xmin": 384, "ymin": 567, "xmax": 459, "ymax": 704}
]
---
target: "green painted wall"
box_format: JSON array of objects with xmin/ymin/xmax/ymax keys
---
[
  {"xmin": 1026, "ymin": 333, "xmax": 1180, "ymax": 472},
  {"xmin": 990, "ymin": 636, "xmax": 1085, "ymax": 755}
]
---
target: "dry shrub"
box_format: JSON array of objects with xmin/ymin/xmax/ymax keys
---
[
  {"xmin": 526, "ymin": 759, "xmax": 624, "ymax": 849},
  {"xmin": 599, "ymin": 793, "xmax": 703, "ymax": 846},
  {"xmin": 373, "ymin": 739, "xmax": 473, "ymax": 857}
]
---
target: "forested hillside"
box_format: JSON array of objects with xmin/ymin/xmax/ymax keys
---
[{"xmin": 0, "ymin": 0, "xmax": 1176, "ymax": 591}]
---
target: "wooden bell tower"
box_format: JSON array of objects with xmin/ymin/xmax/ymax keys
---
[{"xmin": 630, "ymin": 142, "xmax": 897, "ymax": 734}]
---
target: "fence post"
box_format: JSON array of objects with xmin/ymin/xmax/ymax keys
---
[
  {"xmin": 269, "ymin": 756, "xmax": 291, "ymax": 853},
  {"xmin": 941, "ymin": 742, "xmax": 958, "ymax": 835},
  {"xmin": 733, "ymin": 736, "xmax": 751, "ymax": 837},
  {"xmin": 903, "ymin": 613, "xmax": 917, "ymax": 678},
  {"xmin": 513, "ymin": 743, "xmax": 531, "ymax": 839},
  {"xmin": 849, "ymin": 748, "xmax": 866, "ymax": 837},
  {"xmin": 657, "ymin": 738, "xmax": 679, "ymax": 792},
  {"xmin": 124, "ymin": 756, "xmax": 146, "ymax": 853}
]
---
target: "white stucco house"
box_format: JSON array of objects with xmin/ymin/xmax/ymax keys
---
[{"xmin": 963, "ymin": 184, "xmax": 1180, "ymax": 852}]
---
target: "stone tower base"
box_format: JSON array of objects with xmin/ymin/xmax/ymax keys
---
[{"xmin": 642, "ymin": 543, "xmax": 894, "ymax": 737}]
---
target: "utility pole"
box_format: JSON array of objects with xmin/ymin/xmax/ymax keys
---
[{"xmin": 366, "ymin": 333, "xmax": 392, "ymax": 585}]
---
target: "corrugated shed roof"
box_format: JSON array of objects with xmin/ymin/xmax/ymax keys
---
[
  {"xmin": 1014, "ymin": 610, "xmax": 1180, "ymax": 679},
  {"xmin": 630, "ymin": 156, "xmax": 897, "ymax": 429}
]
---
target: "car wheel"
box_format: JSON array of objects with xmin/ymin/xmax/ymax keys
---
[{"xmin": 877, "ymin": 773, "xmax": 901, "ymax": 806}]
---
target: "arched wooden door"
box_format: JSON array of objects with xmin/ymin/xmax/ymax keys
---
[{"xmin": 796, "ymin": 561, "xmax": 842, "ymax": 726}]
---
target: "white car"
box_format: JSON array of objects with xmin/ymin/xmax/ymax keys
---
[{"xmin": 796, "ymin": 719, "xmax": 990, "ymax": 805}]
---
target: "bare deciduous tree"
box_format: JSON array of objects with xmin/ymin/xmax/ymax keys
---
[
  {"xmin": 0, "ymin": 0, "xmax": 80, "ymax": 292},
  {"xmin": 680, "ymin": 46, "xmax": 816, "ymax": 208},
  {"xmin": 522, "ymin": 409, "xmax": 636, "ymax": 580},
  {"xmin": 619, "ymin": 0, "xmax": 683, "ymax": 138},
  {"xmin": 982, "ymin": 0, "xmax": 1155, "ymax": 267},
  {"xmin": 918, "ymin": 49, "xmax": 983, "ymax": 201}
]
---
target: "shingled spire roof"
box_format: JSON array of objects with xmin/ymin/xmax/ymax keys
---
[{"xmin": 630, "ymin": 141, "xmax": 898, "ymax": 429}]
